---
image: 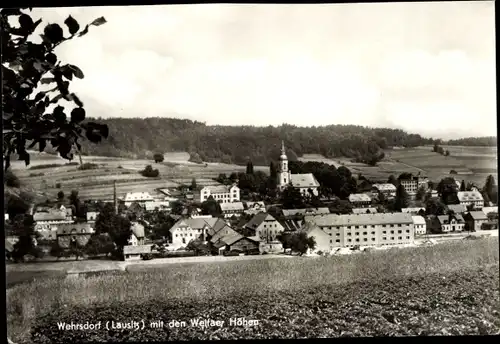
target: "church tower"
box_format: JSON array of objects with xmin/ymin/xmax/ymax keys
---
[{"xmin": 277, "ymin": 140, "xmax": 291, "ymax": 190}]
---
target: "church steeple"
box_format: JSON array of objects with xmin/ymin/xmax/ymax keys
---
[{"xmin": 280, "ymin": 140, "xmax": 287, "ymax": 161}]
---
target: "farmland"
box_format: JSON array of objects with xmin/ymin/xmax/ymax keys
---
[{"xmin": 6, "ymin": 237, "xmax": 499, "ymax": 342}]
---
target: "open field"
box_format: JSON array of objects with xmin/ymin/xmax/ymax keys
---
[
  {"xmin": 10, "ymin": 151, "xmax": 267, "ymax": 201},
  {"xmin": 7, "ymin": 238, "xmax": 499, "ymax": 342}
]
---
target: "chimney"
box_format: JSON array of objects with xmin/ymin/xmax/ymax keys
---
[{"xmin": 113, "ymin": 181, "xmax": 118, "ymax": 215}]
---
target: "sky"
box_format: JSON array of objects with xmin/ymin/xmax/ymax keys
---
[{"xmin": 27, "ymin": 2, "xmax": 496, "ymax": 140}]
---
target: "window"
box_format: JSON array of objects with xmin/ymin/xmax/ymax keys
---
[
  {"xmin": 406, "ymin": 236, "xmax": 410, "ymax": 239},
  {"xmin": 330, "ymin": 240, "xmax": 332, "ymax": 244},
  {"xmin": 406, "ymin": 230, "xmax": 410, "ymax": 233},
  {"xmin": 363, "ymin": 238, "xmax": 367, "ymax": 242},
  {"xmin": 382, "ymin": 231, "xmax": 387, "ymax": 234},
  {"xmin": 363, "ymin": 225, "xmax": 367, "ymax": 228},
  {"xmin": 397, "ymin": 230, "xmax": 402, "ymax": 234},
  {"xmin": 355, "ymin": 238, "xmax": 359, "ymax": 242},
  {"xmin": 355, "ymin": 232, "xmax": 359, "ymax": 236},
  {"xmin": 355, "ymin": 226, "xmax": 359, "ymax": 229},
  {"xmin": 382, "ymin": 237, "xmax": 386, "ymax": 241},
  {"xmin": 390, "ymin": 237, "xmax": 394, "ymax": 240},
  {"xmin": 390, "ymin": 224, "xmax": 394, "ymax": 227},
  {"xmin": 371, "ymin": 231, "xmax": 375, "ymax": 235},
  {"xmin": 372, "ymin": 238, "xmax": 375, "ymax": 241},
  {"xmin": 363, "ymin": 232, "xmax": 367, "ymax": 235},
  {"xmin": 347, "ymin": 239, "xmax": 351, "ymax": 242},
  {"xmin": 382, "ymin": 225, "xmax": 386, "ymax": 228},
  {"xmin": 336, "ymin": 239, "xmax": 340, "ymax": 243},
  {"xmin": 398, "ymin": 224, "xmax": 402, "ymax": 227},
  {"xmin": 398, "ymin": 237, "xmax": 402, "ymax": 240},
  {"xmin": 347, "ymin": 232, "xmax": 351, "ymax": 236},
  {"xmin": 347, "ymin": 226, "xmax": 351, "ymax": 229}
]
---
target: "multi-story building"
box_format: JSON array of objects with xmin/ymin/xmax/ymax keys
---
[
  {"xmin": 56, "ymin": 223, "xmax": 93, "ymax": 249},
  {"xmin": 34, "ymin": 205, "xmax": 74, "ymax": 232},
  {"xmin": 436, "ymin": 214, "xmax": 465, "ymax": 232},
  {"xmin": 352, "ymin": 207, "xmax": 378, "ymax": 214},
  {"xmin": 123, "ymin": 192, "xmax": 155, "ymax": 207},
  {"xmin": 220, "ymin": 202, "xmax": 245, "ymax": 218},
  {"xmin": 282, "ymin": 207, "xmax": 330, "ymax": 218},
  {"xmin": 398, "ymin": 174, "xmax": 429, "ymax": 194},
  {"xmin": 242, "ymin": 212, "xmax": 285, "ymax": 243},
  {"xmin": 457, "ymin": 191, "xmax": 484, "ymax": 210},
  {"xmin": 304, "ymin": 213, "xmax": 414, "ymax": 249},
  {"xmin": 372, "ymin": 184, "xmax": 397, "ymax": 199},
  {"xmin": 200, "ymin": 185, "xmax": 240, "ymax": 203},
  {"xmin": 401, "ymin": 207, "xmax": 425, "ymax": 215},
  {"xmin": 348, "ymin": 193, "xmax": 372, "ymax": 207},
  {"xmin": 169, "ymin": 217, "xmax": 220, "ymax": 247},
  {"xmin": 411, "ymin": 215, "xmax": 427, "ymax": 235},
  {"xmin": 276, "ymin": 141, "xmax": 320, "ymax": 196}
]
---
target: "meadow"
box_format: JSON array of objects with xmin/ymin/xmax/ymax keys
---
[{"xmin": 6, "ymin": 237, "xmax": 500, "ymax": 342}]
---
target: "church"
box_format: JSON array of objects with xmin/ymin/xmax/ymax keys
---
[{"xmin": 277, "ymin": 141, "xmax": 320, "ymax": 196}]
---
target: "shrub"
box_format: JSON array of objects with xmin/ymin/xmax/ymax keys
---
[
  {"xmin": 4, "ymin": 170, "xmax": 21, "ymax": 187},
  {"xmin": 65, "ymin": 162, "xmax": 79, "ymax": 166},
  {"xmin": 140, "ymin": 165, "xmax": 159, "ymax": 178},
  {"xmin": 28, "ymin": 164, "xmax": 62, "ymax": 170},
  {"xmin": 29, "ymin": 172, "xmax": 44, "ymax": 177},
  {"xmin": 153, "ymin": 153, "xmax": 164, "ymax": 163}
]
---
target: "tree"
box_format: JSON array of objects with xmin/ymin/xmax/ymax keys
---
[
  {"xmin": 246, "ymin": 161, "xmax": 254, "ymax": 174},
  {"xmin": 190, "ymin": 178, "xmax": 197, "ymax": 191},
  {"xmin": 437, "ymin": 177, "xmax": 459, "ymax": 205},
  {"xmin": 289, "ymin": 231, "xmax": 316, "ymax": 256},
  {"xmin": 269, "ymin": 161, "xmax": 278, "ymax": 181},
  {"xmin": 393, "ymin": 184, "xmax": 409, "ymax": 211},
  {"xmin": 57, "ymin": 190, "xmax": 65, "ymax": 201},
  {"xmin": 425, "ymin": 198, "xmax": 446, "ymax": 216},
  {"xmin": 95, "ymin": 203, "xmax": 132, "ymax": 252},
  {"xmin": 4, "ymin": 170, "xmax": 21, "ymax": 187},
  {"xmin": 186, "ymin": 238, "xmax": 210, "ymax": 256},
  {"xmin": 201, "ymin": 196, "xmax": 222, "ymax": 217},
  {"xmin": 276, "ymin": 232, "xmax": 293, "ymax": 253},
  {"xmin": 444, "ymin": 150, "xmax": 450, "ymax": 156},
  {"xmin": 2, "ymin": 9, "xmax": 109, "ymax": 172},
  {"xmin": 433, "ymin": 143, "xmax": 439, "ymax": 152},
  {"xmin": 483, "ymin": 175, "xmax": 497, "ymax": 204},
  {"xmin": 280, "ymin": 185, "xmax": 305, "ymax": 209},
  {"xmin": 170, "ymin": 200, "xmax": 184, "ymax": 215},
  {"xmin": 460, "ymin": 180, "xmax": 466, "ymax": 192},
  {"xmin": 153, "ymin": 153, "xmax": 164, "ymax": 163},
  {"xmin": 416, "ymin": 185, "xmax": 426, "ymax": 202},
  {"xmin": 84, "ymin": 233, "xmax": 115, "ymax": 257},
  {"xmin": 188, "ymin": 152, "xmax": 203, "ymax": 164},
  {"xmin": 10, "ymin": 214, "xmax": 38, "ymax": 262},
  {"xmin": 387, "ymin": 175, "xmax": 398, "ymax": 187}
]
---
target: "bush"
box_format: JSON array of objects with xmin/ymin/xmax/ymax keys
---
[
  {"xmin": 78, "ymin": 163, "xmax": 99, "ymax": 170},
  {"xmin": 29, "ymin": 172, "xmax": 44, "ymax": 177},
  {"xmin": 28, "ymin": 164, "xmax": 62, "ymax": 170},
  {"xmin": 153, "ymin": 153, "xmax": 164, "ymax": 163},
  {"xmin": 65, "ymin": 162, "xmax": 79, "ymax": 166},
  {"xmin": 4, "ymin": 170, "xmax": 21, "ymax": 187},
  {"xmin": 140, "ymin": 165, "xmax": 159, "ymax": 178}
]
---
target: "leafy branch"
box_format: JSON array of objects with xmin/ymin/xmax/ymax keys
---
[{"xmin": 1, "ymin": 8, "xmax": 108, "ymax": 171}]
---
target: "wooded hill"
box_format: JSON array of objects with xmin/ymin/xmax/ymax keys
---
[{"xmin": 68, "ymin": 117, "xmax": 491, "ymax": 166}]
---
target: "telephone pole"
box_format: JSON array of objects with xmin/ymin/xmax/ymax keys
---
[{"xmin": 113, "ymin": 181, "xmax": 118, "ymax": 215}]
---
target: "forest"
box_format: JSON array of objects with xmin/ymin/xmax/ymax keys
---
[{"xmin": 57, "ymin": 117, "xmax": 493, "ymax": 166}]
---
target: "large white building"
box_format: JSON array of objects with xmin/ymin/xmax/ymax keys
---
[
  {"xmin": 277, "ymin": 141, "xmax": 320, "ymax": 196},
  {"xmin": 457, "ymin": 191, "xmax": 484, "ymax": 210},
  {"xmin": 411, "ymin": 215, "xmax": 427, "ymax": 235},
  {"xmin": 122, "ymin": 192, "xmax": 155, "ymax": 207},
  {"xmin": 399, "ymin": 174, "xmax": 428, "ymax": 194},
  {"xmin": 305, "ymin": 213, "xmax": 415, "ymax": 249},
  {"xmin": 372, "ymin": 184, "xmax": 397, "ymax": 199},
  {"xmin": 200, "ymin": 185, "xmax": 240, "ymax": 203}
]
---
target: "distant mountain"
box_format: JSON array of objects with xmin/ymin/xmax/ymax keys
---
[
  {"xmin": 72, "ymin": 117, "xmax": 492, "ymax": 165},
  {"xmin": 444, "ymin": 136, "xmax": 497, "ymax": 147}
]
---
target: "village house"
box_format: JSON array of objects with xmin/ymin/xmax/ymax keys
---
[
  {"xmin": 305, "ymin": 213, "xmax": 415, "ymax": 248},
  {"xmin": 398, "ymin": 174, "xmax": 429, "ymax": 194},
  {"xmin": 220, "ymin": 202, "xmax": 245, "ymax": 218},
  {"xmin": 446, "ymin": 204, "xmax": 467, "ymax": 214},
  {"xmin": 457, "ymin": 191, "xmax": 484, "ymax": 210},
  {"xmin": 299, "ymin": 222, "xmax": 330, "ymax": 254},
  {"xmin": 200, "ymin": 185, "xmax": 240, "ymax": 203},
  {"xmin": 242, "ymin": 212, "xmax": 285, "ymax": 243},
  {"xmin": 401, "ymin": 207, "xmax": 425, "ymax": 215},
  {"xmin": 169, "ymin": 217, "xmax": 219, "ymax": 247},
  {"xmin": 219, "ymin": 232, "xmax": 260, "ymax": 255},
  {"xmin": 411, "ymin": 215, "xmax": 427, "ymax": 235},
  {"xmin": 463, "ymin": 211, "xmax": 488, "ymax": 232},
  {"xmin": 34, "ymin": 205, "xmax": 74, "ymax": 232},
  {"xmin": 243, "ymin": 201, "xmax": 267, "ymax": 215},
  {"xmin": 144, "ymin": 201, "xmax": 170, "ymax": 212},
  {"xmin": 123, "ymin": 244, "xmax": 153, "ymax": 261},
  {"xmin": 128, "ymin": 222, "xmax": 145, "ymax": 246},
  {"xmin": 122, "ymin": 192, "xmax": 155, "ymax": 207},
  {"xmin": 372, "ymin": 183, "xmax": 397, "ymax": 199},
  {"xmin": 276, "ymin": 141, "xmax": 320, "ymax": 196},
  {"xmin": 56, "ymin": 222, "xmax": 93, "ymax": 249},
  {"xmin": 348, "ymin": 193, "xmax": 372, "ymax": 208},
  {"xmin": 482, "ymin": 206, "xmax": 498, "ymax": 216},
  {"xmin": 436, "ymin": 214, "xmax": 465, "ymax": 233},
  {"xmin": 352, "ymin": 207, "xmax": 378, "ymax": 214},
  {"xmin": 86, "ymin": 211, "xmax": 99, "ymax": 223}
]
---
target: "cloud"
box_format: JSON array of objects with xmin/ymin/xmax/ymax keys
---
[{"xmin": 26, "ymin": 2, "xmax": 495, "ymax": 139}]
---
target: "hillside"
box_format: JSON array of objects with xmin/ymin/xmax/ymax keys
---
[{"xmin": 65, "ymin": 117, "xmax": 439, "ymax": 166}]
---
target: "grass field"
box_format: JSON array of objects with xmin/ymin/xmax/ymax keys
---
[{"xmin": 6, "ymin": 237, "xmax": 499, "ymax": 342}]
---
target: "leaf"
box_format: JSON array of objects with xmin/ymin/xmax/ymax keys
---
[
  {"xmin": 41, "ymin": 77, "xmax": 55, "ymax": 84},
  {"xmin": 77, "ymin": 25, "xmax": 89, "ymax": 37},
  {"xmin": 33, "ymin": 61, "xmax": 47, "ymax": 73},
  {"xmin": 39, "ymin": 140, "xmax": 47, "ymax": 152},
  {"xmin": 19, "ymin": 13, "xmax": 34, "ymax": 33},
  {"xmin": 68, "ymin": 65, "xmax": 84, "ymax": 79},
  {"xmin": 71, "ymin": 93, "xmax": 84, "ymax": 107},
  {"xmin": 43, "ymin": 23, "xmax": 64, "ymax": 44},
  {"xmin": 64, "ymin": 15, "xmax": 80, "ymax": 35},
  {"xmin": 50, "ymin": 94, "xmax": 64, "ymax": 104},
  {"xmin": 33, "ymin": 18, "xmax": 42, "ymax": 32},
  {"xmin": 71, "ymin": 108, "xmax": 86, "ymax": 123},
  {"xmin": 62, "ymin": 67, "xmax": 73, "ymax": 80},
  {"xmin": 1, "ymin": 8, "xmax": 22, "ymax": 16},
  {"xmin": 34, "ymin": 91, "xmax": 46, "ymax": 102},
  {"xmin": 28, "ymin": 140, "xmax": 37, "ymax": 149},
  {"xmin": 90, "ymin": 17, "xmax": 107, "ymax": 26},
  {"xmin": 45, "ymin": 53, "xmax": 57, "ymax": 65}
]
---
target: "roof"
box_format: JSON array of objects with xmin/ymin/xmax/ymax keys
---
[
  {"xmin": 123, "ymin": 244, "xmax": 152, "ymax": 255},
  {"xmin": 446, "ymin": 204, "xmax": 467, "ymax": 213},
  {"xmin": 467, "ymin": 211, "xmax": 488, "ymax": 221},
  {"xmin": 169, "ymin": 217, "xmax": 219, "ymax": 234},
  {"xmin": 283, "ymin": 219, "xmax": 302, "ymax": 231},
  {"xmin": 437, "ymin": 214, "xmax": 465, "ymax": 225},
  {"xmin": 401, "ymin": 207, "xmax": 425, "ymax": 213},
  {"xmin": 244, "ymin": 201, "xmax": 265, "ymax": 210},
  {"xmin": 220, "ymin": 202, "xmax": 244, "ymax": 212},
  {"xmin": 124, "ymin": 192, "xmax": 154, "ymax": 202},
  {"xmin": 157, "ymin": 188, "xmax": 172, "ymax": 196},
  {"xmin": 282, "ymin": 207, "xmax": 330, "ymax": 217},
  {"xmin": 57, "ymin": 223, "xmax": 93, "ymax": 235},
  {"xmin": 210, "ymin": 226, "xmax": 239, "ymax": 243},
  {"xmin": 206, "ymin": 218, "xmax": 231, "ymax": 236},
  {"xmin": 201, "ymin": 185, "xmax": 238, "ymax": 193},
  {"xmin": 411, "ymin": 215, "xmax": 426, "ymax": 225},
  {"xmin": 299, "ymin": 222, "xmax": 329, "ymax": 237},
  {"xmin": 352, "ymin": 208, "xmax": 377, "ymax": 214},
  {"xmin": 348, "ymin": 193, "xmax": 372, "ymax": 203},
  {"xmin": 482, "ymin": 207, "xmax": 498, "ymax": 215},
  {"xmin": 145, "ymin": 201, "xmax": 170, "ymax": 211},
  {"xmin": 33, "ymin": 210, "xmax": 67, "ymax": 222},
  {"xmin": 290, "ymin": 173, "xmax": 320, "ymax": 188},
  {"xmin": 131, "ymin": 222, "xmax": 145, "ymax": 238},
  {"xmin": 305, "ymin": 213, "xmax": 414, "ymax": 227},
  {"xmin": 457, "ymin": 191, "xmax": 484, "ymax": 202},
  {"xmin": 244, "ymin": 212, "xmax": 278, "ymax": 229},
  {"xmin": 372, "ymin": 183, "xmax": 397, "ymax": 191},
  {"xmin": 221, "ymin": 232, "xmax": 244, "ymax": 246}
]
